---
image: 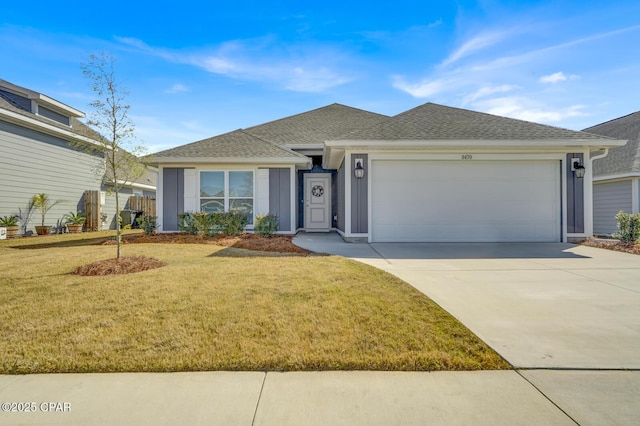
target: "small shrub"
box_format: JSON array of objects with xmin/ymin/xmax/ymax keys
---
[
  {"xmin": 255, "ymin": 214, "xmax": 279, "ymax": 236},
  {"xmin": 178, "ymin": 213, "xmax": 198, "ymax": 235},
  {"xmin": 218, "ymin": 211, "xmax": 248, "ymax": 236},
  {"xmin": 177, "ymin": 211, "xmax": 248, "ymax": 236},
  {"xmin": 613, "ymin": 211, "xmax": 640, "ymax": 243},
  {"xmin": 0, "ymin": 215, "xmax": 19, "ymax": 227},
  {"xmin": 64, "ymin": 211, "xmax": 86, "ymax": 225},
  {"xmin": 137, "ymin": 215, "xmax": 158, "ymax": 235}
]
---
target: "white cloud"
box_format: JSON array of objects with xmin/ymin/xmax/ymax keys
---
[
  {"xmin": 391, "ymin": 76, "xmax": 452, "ymax": 98},
  {"xmin": 463, "ymin": 84, "xmax": 520, "ymax": 104},
  {"xmin": 540, "ymin": 72, "xmax": 567, "ymax": 84},
  {"xmin": 164, "ymin": 83, "xmax": 189, "ymax": 94},
  {"xmin": 131, "ymin": 115, "xmax": 217, "ymax": 153},
  {"xmin": 441, "ymin": 30, "xmax": 509, "ymax": 67},
  {"xmin": 473, "ymin": 96, "xmax": 588, "ymax": 123},
  {"xmin": 116, "ymin": 36, "xmax": 353, "ymax": 93},
  {"xmin": 539, "ymin": 72, "xmax": 580, "ymax": 84}
]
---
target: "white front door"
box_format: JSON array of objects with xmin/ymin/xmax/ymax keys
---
[{"xmin": 304, "ymin": 173, "xmax": 331, "ymax": 231}]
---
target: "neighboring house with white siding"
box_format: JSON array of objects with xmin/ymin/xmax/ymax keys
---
[
  {"xmin": 0, "ymin": 78, "xmax": 156, "ymax": 234},
  {"xmin": 583, "ymin": 113, "xmax": 640, "ymax": 236}
]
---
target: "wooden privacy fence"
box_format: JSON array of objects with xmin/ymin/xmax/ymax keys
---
[
  {"xmin": 84, "ymin": 190, "xmax": 102, "ymax": 232},
  {"xmin": 83, "ymin": 192, "xmax": 156, "ymax": 232},
  {"xmin": 128, "ymin": 196, "xmax": 156, "ymax": 217}
]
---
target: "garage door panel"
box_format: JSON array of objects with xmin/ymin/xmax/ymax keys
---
[
  {"xmin": 372, "ymin": 199, "xmax": 557, "ymax": 223},
  {"xmin": 371, "ymin": 160, "xmax": 560, "ymax": 242},
  {"xmin": 374, "ymin": 222, "xmax": 557, "ymax": 243}
]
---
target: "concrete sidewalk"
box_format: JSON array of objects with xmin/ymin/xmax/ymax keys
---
[{"xmin": 0, "ymin": 371, "xmax": 577, "ymax": 425}]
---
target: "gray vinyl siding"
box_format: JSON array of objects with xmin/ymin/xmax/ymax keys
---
[
  {"xmin": 0, "ymin": 119, "xmax": 103, "ymax": 234},
  {"xmin": 38, "ymin": 106, "xmax": 71, "ymax": 126},
  {"xmin": 337, "ymin": 159, "xmax": 345, "ymax": 232},
  {"xmin": 566, "ymin": 153, "xmax": 585, "ymax": 233},
  {"xmin": 350, "ymin": 153, "xmax": 368, "ymax": 233},
  {"xmin": 593, "ymin": 180, "xmax": 632, "ymax": 236},
  {"xmin": 162, "ymin": 168, "xmax": 184, "ymax": 231},
  {"xmin": 269, "ymin": 168, "xmax": 291, "ymax": 232}
]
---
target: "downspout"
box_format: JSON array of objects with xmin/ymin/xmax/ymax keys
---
[
  {"xmin": 584, "ymin": 148, "xmax": 609, "ymax": 238},
  {"xmin": 590, "ymin": 148, "xmax": 609, "ymax": 163}
]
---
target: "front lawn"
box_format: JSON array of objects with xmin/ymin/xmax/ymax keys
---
[{"xmin": 0, "ymin": 232, "xmax": 509, "ymax": 373}]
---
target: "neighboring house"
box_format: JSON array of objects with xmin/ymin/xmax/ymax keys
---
[
  {"xmin": 583, "ymin": 112, "xmax": 640, "ymax": 235},
  {"xmin": 152, "ymin": 102, "xmax": 625, "ymax": 243},
  {"xmin": 0, "ymin": 78, "xmax": 156, "ymax": 234}
]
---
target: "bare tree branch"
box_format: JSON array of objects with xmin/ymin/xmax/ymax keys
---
[{"xmin": 80, "ymin": 51, "xmax": 148, "ymax": 259}]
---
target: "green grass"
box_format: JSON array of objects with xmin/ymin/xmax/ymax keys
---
[{"xmin": 0, "ymin": 232, "xmax": 509, "ymax": 373}]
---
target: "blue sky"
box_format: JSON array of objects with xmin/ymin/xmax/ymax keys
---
[{"xmin": 2, "ymin": 1, "xmax": 640, "ymax": 153}]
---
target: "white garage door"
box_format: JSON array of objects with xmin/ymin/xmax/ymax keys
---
[{"xmin": 371, "ymin": 160, "xmax": 561, "ymax": 242}]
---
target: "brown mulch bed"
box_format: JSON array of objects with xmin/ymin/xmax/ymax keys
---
[
  {"xmin": 73, "ymin": 255, "xmax": 167, "ymax": 276},
  {"xmin": 101, "ymin": 233, "xmax": 311, "ymax": 254},
  {"xmin": 579, "ymin": 239, "xmax": 640, "ymax": 255}
]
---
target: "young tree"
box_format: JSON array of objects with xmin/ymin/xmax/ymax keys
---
[{"xmin": 82, "ymin": 52, "xmax": 147, "ymax": 258}]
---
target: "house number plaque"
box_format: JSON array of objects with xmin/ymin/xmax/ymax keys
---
[{"xmin": 461, "ymin": 154, "xmax": 473, "ymax": 160}]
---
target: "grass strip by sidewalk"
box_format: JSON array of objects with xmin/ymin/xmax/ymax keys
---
[{"xmin": 0, "ymin": 233, "xmax": 509, "ymax": 373}]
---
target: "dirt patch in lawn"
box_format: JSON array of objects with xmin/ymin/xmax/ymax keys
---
[
  {"xmin": 103, "ymin": 233, "xmax": 312, "ymax": 255},
  {"xmin": 579, "ymin": 239, "xmax": 640, "ymax": 255}
]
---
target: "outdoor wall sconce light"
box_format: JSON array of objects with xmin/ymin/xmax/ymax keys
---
[
  {"xmin": 572, "ymin": 159, "xmax": 586, "ymax": 179},
  {"xmin": 354, "ymin": 159, "xmax": 365, "ymax": 179}
]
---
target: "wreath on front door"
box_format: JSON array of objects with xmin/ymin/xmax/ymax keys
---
[{"xmin": 312, "ymin": 185, "xmax": 324, "ymax": 197}]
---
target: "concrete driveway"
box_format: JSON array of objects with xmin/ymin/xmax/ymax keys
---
[
  {"xmin": 294, "ymin": 234, "xmax": 640, "ymax": 370},
  {"xmin": 368, "ymin": 242, "xmax": 640, "ymax": 369},
  {"xmin": 293, "ymin": 234, "xmax": 640, "ymax": 425}
]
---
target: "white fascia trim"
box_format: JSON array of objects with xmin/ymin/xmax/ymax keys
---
[
  {"xmin": 368, "ymin": 152, "xmax": 566, "ymax": 161},
  {"xmin": 152, "ymin": 157, "xmax": 310, "ymax": 165},
  {"xmin": 593, "ymin": 172, "xmax": 640, "ymax": 182},
  {"xmin": 325, "ymin": 138, "xmax": 626, "ymax": 149},
  {"xmin": 35, "ymin": 94, "xmax": 85, "ymax": 118},
  {"xmin": 324, "ymin": 144, "xmax": 598, "ymax": 169},
  {"xmin": 0, "ymin": 109, "xmax": 100, "ymax": 146}
]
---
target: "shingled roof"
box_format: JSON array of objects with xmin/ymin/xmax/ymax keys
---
[
  {"xmin": 153, "ymin": 129, "xmax": 308, "ymax": 163},
  {"xmin": 336, "ymin": 103, "xmax": 609, "ymax": 141},
  {"xmin": 244, "ymin": 103, "xmax": 389, "ymax": 146},
  {"xmin": 583, "ymin": 112, "xmax": 640, "ymax": 177}
]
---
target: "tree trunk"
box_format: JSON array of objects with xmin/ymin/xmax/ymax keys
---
[{"xmin": 115, "ymin": 189, "xmax": 121, "ymax": 259}]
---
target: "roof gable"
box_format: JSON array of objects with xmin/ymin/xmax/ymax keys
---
[
  {"xmin": 153, "ymin": 129, "xmax": 308, "ymax": 163},
  {"xmin": 244, "ymin": 103, "xmax": 389, "ymax": 146},
  {"xmin": 583, "ymin": 111, "xmax": 640, "ymax": 176},
  {"xmin": 337, "ymin": 103, "xmax": 608, "ymax": 141}
]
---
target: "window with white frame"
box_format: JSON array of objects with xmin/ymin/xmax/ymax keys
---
[{"xmin": 200, "ymin": 171, "xmax": 254, "ymax": 224}]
